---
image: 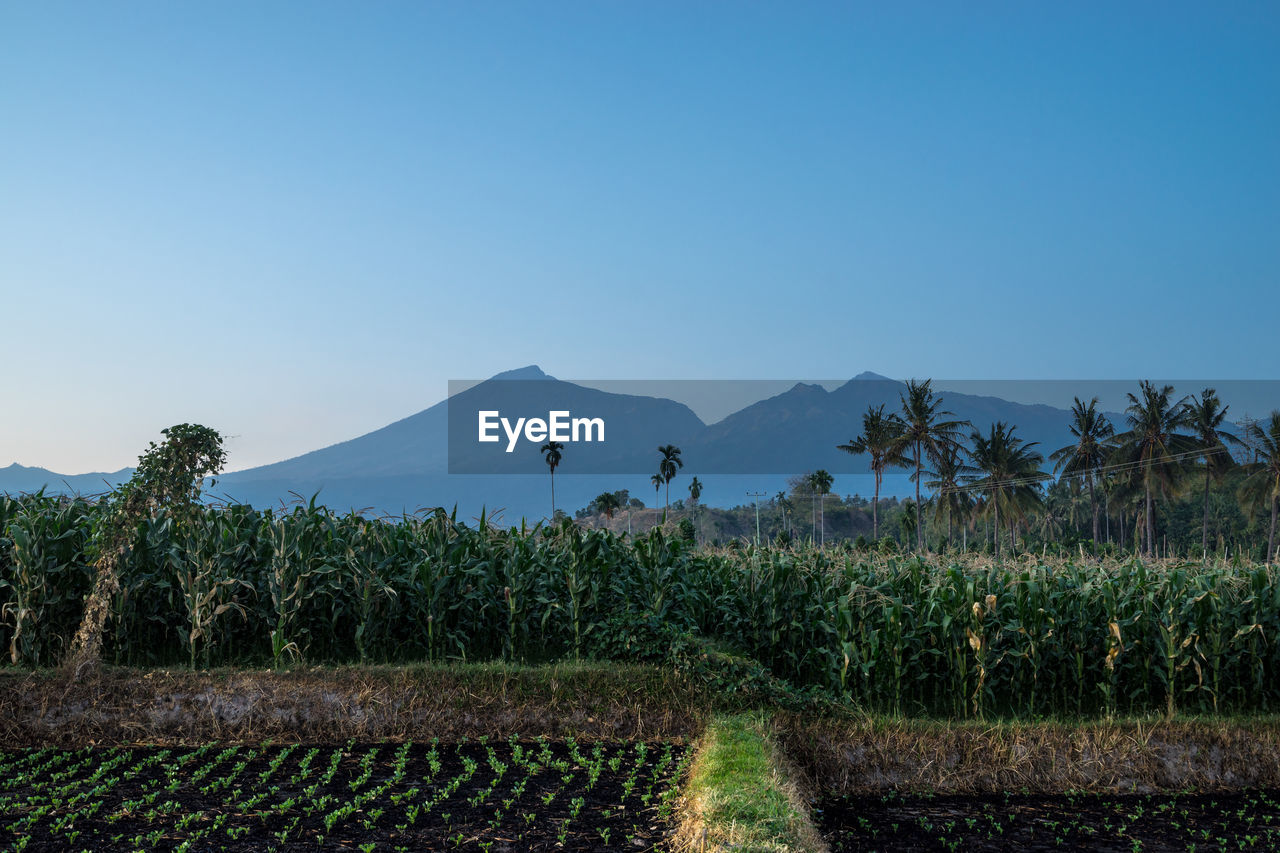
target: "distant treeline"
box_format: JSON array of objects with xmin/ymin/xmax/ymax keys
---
[{"xmin": 576, "ymin": 381, "xmax": 1280, "ymax": 561}]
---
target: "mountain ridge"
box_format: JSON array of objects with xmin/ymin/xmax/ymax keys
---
[{"xmin": 0, "ymin": 368, "xmax": 1140, "ymax": 518}]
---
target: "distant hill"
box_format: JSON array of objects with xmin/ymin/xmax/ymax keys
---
[
  {"xmin": 6, "ymin": 367, "xmax": 1140, "ymax": 519},
  {"xmin": 0, "ymin": 463, "xmax": 132, "ymax": 498}
]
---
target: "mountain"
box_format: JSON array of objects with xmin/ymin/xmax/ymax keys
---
[
  {"xmin": 687, "ymin": 375, "xmax": 1099, "ymax": 476},
  {"xmin": 4, "ymin": 368, "xmax": 1139, "ymax": 519},
  {"xmin": 212, "ymin": 366, "xmax": 706, "ymax": 518},
  {"xmin": 0, "ymin": 463, "xmax": 132, "ymax": 498}
]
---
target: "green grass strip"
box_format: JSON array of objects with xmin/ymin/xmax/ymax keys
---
[{"xmin": 677, "ymin": 712, "xmax": 826, "ymax": 853}]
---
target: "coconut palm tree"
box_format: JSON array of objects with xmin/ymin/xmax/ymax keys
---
[
  {"xmin": 965, "ymin": 421, "xmax": 1047, "ymax": 557},
  {"xmin": 657, "ymin": 445, "xmax": 683, "ymax": 514},
  {"xmin": 1183, "ymin": 388, "xmax": 1243, "ymax": 555},
  {"xmin": 1238, "ymin": 411, "xmax": 1280, "ymax": 562},
  {"xmin": 1111, "ymin": 381, "xmax": 1193, "ymax": 557},
  {"xmin": 1049, "ymin": 397, "xmax": 1115, "ymax": 547},
  {"xmin": 837, "ymin": 404, "xmax": 907, "ymax": 541},
  {"xmin": 893, "ymin": 379, "xmax": 968, "ymax": 552},
  {"xmin": 808, "ymin": 469, "xmax": 834, "ymax": 546},
  {"xmin": 924, "ymin": 442, "xmax": 974, "ymax": 550},
  {"xmin": 541, "ymin": 441, "xmax": 563, "ymax": 520},
  {"xmin": 650, "ymin": 473, "xmax": 663, "ymax": 515}
]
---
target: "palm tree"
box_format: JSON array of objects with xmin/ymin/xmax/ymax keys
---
[
  {"xmin": 650, "ymin": 473, "xmax": 663, "ymax": 521},
  {"xmin": 1183, "ymin": 388, "xmax": 1242, "ymax": 555},
  {"xmin": 966, "ymin": 421, "xmax": 1047, "ymax": 557},
  {"xmin": 774, "ymin": 491, "xmax": 792, "ymax": 538},
  {"xmin": 837, "ymin": 404, "xmax": 907, "ymax": 541},
  {"xmin": 541, "ymin": 441, "xmax": 563, "ymax": 520},
  {"xmin": 893, "ymin": 379, "xmax": 968, "ymax": 552},
  {"xmin": 594, "ymin": 492, "xmax": 622, "ymax": 528},
  {"xmin": 657, "ymin": 445, "xmax": 683, "ymax": 514},
  {"xmin": 924, "ymin": 442, "xmax": 974, "ymax": 550},
  {"xmin": 688, "ymin": 476, "xmax": 703, "ymax": 504},
  {"xmin": 1049, "ymin": 397, "xmax": 1115, "ymax": 546},
  {"xmin": 1111, "ymin": 381, "xmax": 1193, "ymax": 557},
  {"xmin": 1238, "ymin": 411, "xmax": 1280, "ymax": 562},
  {"xmin": 808, "ymin": 469, "xmax": 834, "ymax": 546},
  {"xmin": 1037, "ymin": 483, "xmax": 1070, "ymax": 544},
  {"xmin": 687, "ymin": 476, "xmax": 704, "ymax": 543}
]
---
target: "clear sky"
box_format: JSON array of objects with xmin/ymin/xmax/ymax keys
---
[{"xmin": 3, "ymin": 2, "xmax": 1277, "ymax": 473}]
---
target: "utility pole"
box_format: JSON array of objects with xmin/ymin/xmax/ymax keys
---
[{"xmin": 747, "ymin": 491, "xmax": 766, "ymax": 545}]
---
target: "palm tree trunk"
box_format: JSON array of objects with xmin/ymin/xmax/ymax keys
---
[
  {"xmin": 550, "ymin": 471, "xmax": 556, "ymax": 520},
  {"xmin": 914, "ymin": 442, "xmax": 923, "ymax": 552},
  {"xmin": 1152, "ymin": 484, "xmax": 1162, "ymax": 558},
  {"xmin": 993, "ymin": 495, "xmax": 1001, "ymax": 558},
  {"xmin": 1202, "ymin": 467, "xmax": 1211, "ymax": 556},
  {"xmin": 872, "ymin": 469, "xmax": 881, "ymax": 540},
  {"xmin": 1088, "ymin": 474, "xmax": 1099, "ymax": 545},
  {"xmin": 1270, "ymin": 495, "xmax": 1277, "ymax": 563}
]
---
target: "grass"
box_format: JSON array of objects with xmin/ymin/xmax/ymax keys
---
[
  {"xmin": 781, "ymin": 710, "xmax": 1280, "ymax": 795},
  {"xmin": 676, "ymin": 712, "xmax": 827, "ymax": 853},
  {"xmin": 0, "ymin": 660, "xmax": 711, "ymax": 747}
]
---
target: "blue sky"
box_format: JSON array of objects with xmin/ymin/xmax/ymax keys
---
[{"xmin": 3, "ymin": 2, "xmax": 1277, "ymax": 473}]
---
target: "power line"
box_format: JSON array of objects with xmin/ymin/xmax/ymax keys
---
[{"xmin": 932, "ymin": 445, "xmax": 1237, "ymax": 497}]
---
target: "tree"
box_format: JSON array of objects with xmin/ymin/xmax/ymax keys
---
[
  {"xmin": 1183, "ymin": 388, "xmax": 1242, "ymax": 555},
  {"xmin": 657, "ymin": 445, "xmax": 683, "ymax": 514},
  {"xmin": 774, "ymin": 491, "xmax": 792, "ymax": 538},
  {"xmin": 893, "ymin": 379, "xmax": 968, "ymax": 552},
  {"xmin": 1238, "ymin": 411, "xmax": 1280, "ymax": 562},
  {"xmin": 899, "ymin": 500, "xmax": 917, "ymax": 547},
  {"xmin": 837, "ymin": 404, "xmax": 907, "ymax": 541},
  {"xmin": 923, "ymin": 442, "xmax": 974, "ymax": 550},
  {"xmin": 594, "ymin": 492, "xmax": 622, "ymax": 526},
  {"xmin": 1111, "ymin": 382, "xmax": 1193, "ymax": 556},
  {"xmin": 541, "ymin": 440, "xmax": 564, "ymax": 520},
  {"xmin": 808, "ymin": 469, "xmax": 834, "ymax": 546},
  {"xmin": 1049, "ymin": 396, "xmax": 1115, "ymax": 546},
  {"xmin": 651, "ymin": 473, "xmax": 664, "ymax": 517},
  {"xmin": 688, "ymin": 476, "xmax": 703, "ymax": 504},
  {"xmin": 966, "ymin": 421, "xmax": 1047, "ymax": 557},
  {"xmin": 686, "ymin": 476, "xmax": 704, "ymax": 543},
  {"xmin": 66, "ymin": 424, "xmax": 227, "ymax": 676}
]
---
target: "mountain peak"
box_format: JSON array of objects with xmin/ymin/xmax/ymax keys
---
[
  {"xmin": 852, "ymin": 371, "xmax": 894, "ymax": 381},
  {"xmin": 489, "ymin": 365, "xmax": 553, "ymax": 381},
  {"xmin": 787, "ymin": 382, "xmax": 828, "ymax": 394}
]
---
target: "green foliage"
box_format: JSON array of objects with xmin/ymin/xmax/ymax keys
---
[
  {"xmin": 110, "ymin": 424, "xmax": 227, "ymax": 536},
  {"xmin": 5, "ymin": 500, "xmax": 1280, "ymax": 719}
]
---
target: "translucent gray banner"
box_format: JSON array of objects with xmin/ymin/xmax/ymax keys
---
[{"xmin": 446, "ymin": 377, "xmax": 1280, "ymax": 476}]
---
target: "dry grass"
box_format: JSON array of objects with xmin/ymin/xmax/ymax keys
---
[
  {"xmin": 0, "ymin": 661, "xmax": 709, "ymax": 747},
  {"xmin": 781, "ymin": 712, "xmax": 1280, "ymax": 795}
]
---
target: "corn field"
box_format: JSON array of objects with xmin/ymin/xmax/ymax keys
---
[{"xmin": 2, "ymin": 493, "xmax": 1279, "ymax": 717}]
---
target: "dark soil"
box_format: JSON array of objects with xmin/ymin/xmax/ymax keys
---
[
  {"xmin": 818, "ymin": 789, "xmax": 1280, "ymax": 851},
  {"xmin": 0, "ymin": 738, "xmax": 689, "ymax": 851}
]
